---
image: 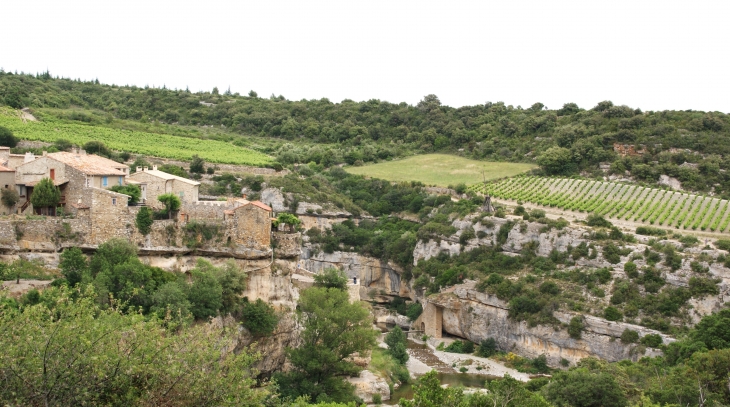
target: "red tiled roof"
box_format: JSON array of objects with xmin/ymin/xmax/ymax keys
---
[
  {"xmin": 248, "ymin": 201, "xmax": 272, "ymax": 211},
  {"xmin": 0, "ymin": 164, "xmax": 14, "ymax": 172},
  {"xmin": 48, "ymin": 152, "xmax": 128, "ymax": 176}
]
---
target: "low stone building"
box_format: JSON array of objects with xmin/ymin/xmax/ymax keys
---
[
  {"xmin": 129, "ymin": 166, "xmax": 200, "ymax": 207},
  {"xmin": 14, "ymin": 150, "xmax": 129, "ymax": 214},
  {"xmin": 224, "ymin": 200, "xmax": 273, "ymax": 251}
]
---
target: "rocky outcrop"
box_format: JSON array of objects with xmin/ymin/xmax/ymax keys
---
[
  {"xmin": 348, "ymin": 370, "xmax": 390, "ymax": 403},
  {"xmin": 423, "ymin": 281, "xmax": 672, "ymax": 367},
  {"xmin": 300, "ymin": 248, "xmax": 412, "ymax": 298}
]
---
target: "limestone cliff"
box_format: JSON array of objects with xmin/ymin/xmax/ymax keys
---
[{"xmin": 422, "ymin": 281, "xmax": 672, "ymax": 366}]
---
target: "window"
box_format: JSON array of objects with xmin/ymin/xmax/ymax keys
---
[
  {"xmin": 118, "ymin": 176, "xmax": 123, "ymax": 186},
  {"xmin": 102, "ymin": 177, "xmax": 108, "ymax": 187},
  {"xmin": 179, "ymin": 191, "xmax": 184, "ymax": 198},
  {"xmin": 112, "ymin": 198, "xmax": 117, "ymax": 205},
  {"xmin": 85, "ymin": 177, "xmax": 91, "ymax": 188}
]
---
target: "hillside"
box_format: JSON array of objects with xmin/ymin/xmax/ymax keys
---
[{"xmin": 2, "ymin": 70, "xmax": 730, "ymax": 197}]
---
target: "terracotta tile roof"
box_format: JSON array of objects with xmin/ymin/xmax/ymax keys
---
[
  {"xmin": 48, "ymin": 152, "xmax": 128, "ymax": 176},
  {"xmin": 248, "ymin": 201, "xmax": 272, "ymax": 211},
  {"xmin": 231, "ymin": 200, "xmax": 272, "ymax": 213},
  {"xmin": 0, "ymin": 164, "xmax": 14, "ymax": 172},
  {"xmin": 130, "ymin": 169, "xmax": 200, "ymax": 185}
]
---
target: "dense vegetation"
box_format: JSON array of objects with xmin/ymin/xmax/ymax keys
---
[{"xmin": 3, "ymin": 70, "xmax": 730, "ymax": 197}]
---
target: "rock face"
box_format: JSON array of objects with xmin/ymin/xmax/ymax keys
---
[
  {"xmin": 300, "ymin": 248, "xmax": 412, "ymax": 298},
  {"xmin": 421, "ymin": 281, "xmax": 672, "ymax": 367},
  {"xmin": 348, "ymin": 370, "xmax": 390, "ymax": 403}
]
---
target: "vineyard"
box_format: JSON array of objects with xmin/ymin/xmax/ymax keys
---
[
  {"xmin": 470, "ymin": 176, "xmax": 730, "ymax": 233},
  {"xmin": 0, "ymin": 109, "xmax": 273, "ymax": 166}
]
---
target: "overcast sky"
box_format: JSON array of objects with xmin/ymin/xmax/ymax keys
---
[{"xmin": 2, "ymin": 0, "xmax": 729, "ymax": 112}]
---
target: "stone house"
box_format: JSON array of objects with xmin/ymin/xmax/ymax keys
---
[
  {"xmin": 128, "ymin": 166, "xmax": 200, "ymax": 207},
  {"xmin": 14, "ymin": 150, "xmax": 129, "ymax": 214},
  {"xmin": 224, "ymin": 200, "xmax": 273, "ymax": 250},
  {"xmin": 0, "ymin": 164, "xmax": 16, "ymax": 215}
]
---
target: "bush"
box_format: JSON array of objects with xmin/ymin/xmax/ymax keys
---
[
  {"xmin": 443, "ymin": 340, "xmax": 474, "ymax": 354},
  {"xmin": 603, "ymin": 306, "xmax": 623, "ymax": 321},
  {"xmin": 620, "ymin": 329, "xmax": 639, "ymax": 344},
  {"xmin": 240, "ymin": 298, "xmax": 278, "ymax": 337},
  {"xmin": 635, "ymin": 226, "xmax": 667, "ymax": 236},
  {"xmin": 568, "ymin": 316, "xmax": 584, "ymax": 339},
  {"xmin": 372, "ymin": 393, "xmax": 382, "ymax": 404},
  {"xmin": 624, "ymin": 262, "xmax": 638, "ymax": 278},
  {"xmin": 715, "ymin": 239, "xmax": 730, "ymax": 251},
  {"xmin": 0, "ymin": 126, "xmax": 18, "ymax": 147},
  {"xmin": 586, "ymin": 213, "xmax": 612, "ymax": 228},
  {"xmin": 477, "ymin": 338, "xmax": 498, "ymax": 357},
  {"xmin": 539, "ymin": 281, "xmax": 561, "ymax": 296},
  {"xmin": 406, "ymin": 302, "xmax": 423, "ymax": 320},
  {"xmin": 640, "ymin": 334, "xmax": 663, "ymax": 348},
  {"xmin": 135, "ymin": 206, "xmax": 153, "ymax": 235}
]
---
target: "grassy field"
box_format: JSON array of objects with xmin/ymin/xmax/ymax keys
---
[
  {"xmin": 345, "ymin": 154, "xmax": 536, "ymax": 187},
  {"xmin": 0, "ymin": 108, "xmax": 273, "ymax": 166}
]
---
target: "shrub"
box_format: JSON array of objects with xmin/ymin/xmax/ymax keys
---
[
  {"xmin": 620, "ymin": 329, "xmax": 639, "ymax": 344},
  {"xmin": 636, "ymin": 226, "xmax": 667, "ymax": 236},
  {"xmin": 135, "ymin": 206, "xmax": 153, "ymax": 236},
  {"xmin": 715, "ymin": 239, "xmax": 730, "ymax": 251},
  {"xmin": 240, "ymin": 298, "xmax": 278, "ymax": 337},
  {"xmin": 603, "ymin": 306, "xmax": 623, "ymax": 321},
  {"xmin": 586, "ymin": 213, "xmax": 612, "ymax": 228},
  {"xmin": 477, "ymin": 338, "xmax": 498, "ymax": 357},
  {"xmin": 0, "ymin": 126, "xmax": 19, "ymax": 147},
  {"xmin": 372, "ymin": 393, "xmax": 382, "ymax": 404},
  {"xmin": 539, "ymin": 281, "xmax": 561, "ymax": 296},
  {"xmin": 688, "ymin": 277, "xmax": 720, "ymax": 297},
  {"xmin": 531, "ymin": 354, "xmax": 549, "ymax": 373},
  {"xmin": 640, "ymin": 334, "xmax": 663, "ymax": 348},
  {"xmin": 1, "ymin": 188, "xmax": 19, "ymax": 211},
  {"xmin": 624, "ymin": 262, "xmax": 638, "ymax": 278},
  {"xmin": 406, "ymin": 303, "xmax": 423, "ymax": 320},
  {"xmin": 568, "ymin": 316, "xmax": 584, "ymax": 339}
]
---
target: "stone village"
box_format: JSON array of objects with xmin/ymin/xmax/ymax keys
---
[{"xmin": 0, "ymin": 146, "xmax": 273, "ymax": 256}]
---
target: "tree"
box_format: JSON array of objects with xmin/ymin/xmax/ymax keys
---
[
  {"xmin": 691, "ymin": 308, "xmax": 730, "ymax": 350},
  {"xmin": 273, "ymin": 212, "xmax": 302, "ymax": 232},
  {"xmin": 82, "ymin": 140, "xmax": 111, "ymax": 157},
  {"xmin": 59, "ymin": 247, "xmax": 88, "ymax": 287},
  {"xmin": 398, "ymin": 371, "xmax": 464, "ymax": 407},
  {"xmin": 53, "ymin": 138, "xmax": 74, "ymax": 151},
  {"xmin": 537, "ymin": 147, "xmax": 574, "ymax": 175},
  {"xmin": 189, "ymin": 154, "xmax": 205, "ymax": 174},
  {"xmin": 568, "ymin": 316, "xmax": 584, "ymax": 339},
  {"xmin": 0, "ymin": 285, "xmax": 266, "ymax": 406},
  {"xmin": 158, "ymin": 193, "xmax": 181, "ymax": 219},
  {"xmin": 275, "ymin": 285, "xmax": 378, "ymax": 403},
  {"xmin": 135, "ymin": 206, "xmax": 153, "ymax": 235},
  {"xmin": 1, "ymin": 188, "xmax": 19, "ymax": 212},
  {"xmin": 109, "ymin": 184, "xmax": 141, "ymax": 204},
  {"xmin": 542, "ymin": 367, "xmax": 628, "ymax": 407},
  {"xmin": 241, "ymin": 298, "xmax": 279, "ymax": 337},
  {"xmin": 186, "ymin": 270, "xmax": 223, "ymax": 320},
  {"xmin": 314, "ymin": 267, "xmax": 349, "ymax": 290},
  {"xmin": 30, "ymin": 177, "xmax": 60, "ymax": 214},
  {"xmin": 385, "ymin": 326, "xmax": 409, "ymax": 364},
  {"xmin": 0, "ymin": 126, "xmax": 18, "ymax": 147},
  {"xmin": 477, "ymin": 338, "xmax": 498, "ymax": 357}
]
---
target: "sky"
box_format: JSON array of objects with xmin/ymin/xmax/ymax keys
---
[{"xmin": 2, "ymin": 0, "xmax": 729, "ymax": 112}]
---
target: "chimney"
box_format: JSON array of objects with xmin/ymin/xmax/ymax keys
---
[
  {"xmin": 42, "ymin": 151, "xmax": 47, "ymax": 156},
  {"xmin": 80, "ymin": 149, "xmax": 86, "ymax": 155},
  {"xmin": 24, "ymin": 152, "xmax": 34, "ymax": 163},
  {"xmin": 242, "ymin": 193, "xmax": 247, "ymax": 200},
  {"xmin": 136, "ymin": 166, "xmax": 142, "ymax": 173},
  {"xmin": 152, "ymin": 165, "xmax": 158, "ymax": 171},
  {"xmin": 143, "ymin": 166, "xmax": 148, "ymax": 172}
]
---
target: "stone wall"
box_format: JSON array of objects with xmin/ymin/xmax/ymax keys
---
[
  {"xmin": 182, "ymin": 200, "xmax": 229, "ymax": 220},
  {"xmin": 231, "ymin": 205, "xmax": 271, "ymax": 250}
]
